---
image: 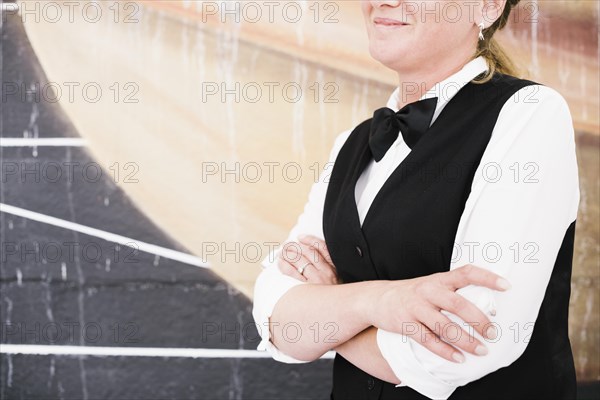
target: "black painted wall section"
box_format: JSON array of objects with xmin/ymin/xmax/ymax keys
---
[{"xmin": 0, "ymin": 11, "xmax": 333, "ymax": 400}]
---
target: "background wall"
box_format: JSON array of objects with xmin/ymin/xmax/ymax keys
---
[{"xmin": 2, "ymin": 0, "xmax": 598, "ymax": 397}]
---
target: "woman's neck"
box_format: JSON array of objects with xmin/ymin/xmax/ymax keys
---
[{"xmin": 396, "ymin": 54, "xmax": 474, "ymax": 110}]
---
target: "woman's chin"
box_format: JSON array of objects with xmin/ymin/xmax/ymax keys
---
[{"xmin": 369, "ymin": 46, "xmax": 412, "ymax": 72}]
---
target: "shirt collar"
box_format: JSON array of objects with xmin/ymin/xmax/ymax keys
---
[{"xmin": 386, "ymin": 56, "xmax": 489, "ymax": 114}]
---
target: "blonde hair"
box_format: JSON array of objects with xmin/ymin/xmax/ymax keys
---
[{"xmin": 473, "ymin": 0, "xmax": 522, "ymax": 83}]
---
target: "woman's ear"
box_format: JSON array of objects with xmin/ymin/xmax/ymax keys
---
[{"xmin": 481, "ymin": 0, "xmax": 508, "ymax": 27}]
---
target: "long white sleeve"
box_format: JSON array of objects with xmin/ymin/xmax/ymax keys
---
[
  {"xmin": 376, "ymin": 85, "xmax": 581, "ymax": 399},
  {"xmin": 252, "ymin": 129, "xmax": 352, "ymax": 363}
]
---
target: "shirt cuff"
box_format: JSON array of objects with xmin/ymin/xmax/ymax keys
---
[
  {"xmin": 252, "ymin": 259, "xmax": 310, "ymax": 364},
  {"xmin": 376, "ymin": 328, "xmax": 457, "ymax": 399},
  {"xmin": 256, "ymin": 334, "xmax": 310, "ymax": 364}
]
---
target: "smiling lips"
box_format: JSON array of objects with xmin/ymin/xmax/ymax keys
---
[{"xmin": 373, "ymin": 17, "xmax": 408, "ymax": 27}]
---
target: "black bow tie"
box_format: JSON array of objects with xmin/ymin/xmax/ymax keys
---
[{"xmin": 368, "ymin": 97, "xmax": 438, "ymax": 162}]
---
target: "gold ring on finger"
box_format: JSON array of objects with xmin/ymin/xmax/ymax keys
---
[{"xmin": 298, "ymin": 262, "xmax": 311, "ymax": 275}]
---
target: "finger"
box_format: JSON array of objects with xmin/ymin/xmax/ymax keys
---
[
  {"xmin": 301, "ymin": 259, "xmax": 338, "ymax": 285},
  {"xmin": 281, "ymin": 242, "xmax": 317, "ymax": 265},
  {"xmin": 299, "ymin": 262, "xmax": 318, "ymax": 282},
  {"xmin": 293, "ymin": 242, "xmax": 332, "ymax": 274},
  {"xmin": 419, "ymin": 307, "xmax": 488, "ymax": 356},
  {"xmin": 439, "ymin": 264, "xmax": 511, "ymax": 292},
  {"xmin": 277, "ymin": 258, "xmax": 308, "ymax": 282},
  {"xmin": 292, "ymin": 255, "xmax": 336, "ymax": 285},
  {"xmin": 284, "ymin": 243, "xmax": 337, "ymax": 284},
  {"xmin": 282, "ymin": 240, "xmax": 317, "ymax": 262},
  {"xmin": 288, "ymin": 254, "xmax": 320, "ymax": 282},
  {"xmin": 430, "ymin": 290, "xmax": 495, "ymax": 340},
  {"xmin": 298, "ymin": 234, "xmax": 324, "ymax": 247},
  {"xmin": 406, "ymin": 323, "xmax": 465, "ymax": 363},
  {"xmin": 298, "ymin": 243, "xmax": 324, "ymax": 270},
  {"xmin": 300, "ymin": 241, "xmax": 335, "ymax": 274},
  {"xmin": 297, "ymin": 242, "xmax": 339, "ymax": 282},
  {"xmin": 298, "ymin": 235, "xmax": 333, "ymax": 265}
]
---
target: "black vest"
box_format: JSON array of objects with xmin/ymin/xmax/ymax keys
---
[{"xmin": 323, "ymin": 73, "xmax": 577, "ymax": 399}]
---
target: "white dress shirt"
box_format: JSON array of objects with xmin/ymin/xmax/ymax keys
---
[{"xmin": 252, "ymin": 56, "xmax": 580, "ymax": 399}]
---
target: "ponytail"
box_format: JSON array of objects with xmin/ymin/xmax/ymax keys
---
[{"xmin": 473, "ymin": 0, "xmax": 522, "ymax": 83}]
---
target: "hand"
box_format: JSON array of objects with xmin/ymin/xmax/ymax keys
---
[
  {"xmin": 277, "ymin": 234, "xmax": 340, "ymax": 285},
  {"xmin": 371, "ymin": 264, "xmax": 511, "ymax": 363}
]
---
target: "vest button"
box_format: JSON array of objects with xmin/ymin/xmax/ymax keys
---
[
  {"xmin": 367, "ymin": 376, "xmax": 375, "ymax": 390},
  {"xmin": 355, "ymin": 245, "xmax": 363, "ymax": 257}
]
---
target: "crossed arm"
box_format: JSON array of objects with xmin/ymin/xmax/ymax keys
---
[
  {"xmin": 333, "ymin": 325, "xmax": 399, "ymax": 383},
  {"xmin": 253, "ymin": 85, "xmax": 580, "ymax": 397},
  {"xmin": 265, "ymin": 248, "xmax": 506, "ymax": 372}
]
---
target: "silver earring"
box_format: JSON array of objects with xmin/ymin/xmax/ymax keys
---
[{"xmin": 478, "ymin": 22, "xmax": 485, "ymax": 41}]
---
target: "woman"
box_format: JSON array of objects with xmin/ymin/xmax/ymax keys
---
[{"xmin": 252, "ymin": 0, "xmax": 580, "ymax": 399}]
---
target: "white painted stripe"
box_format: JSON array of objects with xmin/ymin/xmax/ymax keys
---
[
  {"xmin": 1, "ymin": 3, "xmax": 19, "ymax": 13},
  {"xmin": 0, "ymin": 138, "xmax": 87, "ymax": 147},
  {"xmin": 0, "ymin": 203, "xmax": 209, "ymax": 268},
  {"xmin": 0, "ymin": 344, "xmax": 336, "ymax": 359}
]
